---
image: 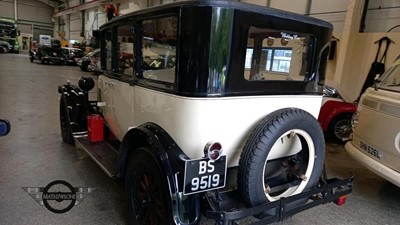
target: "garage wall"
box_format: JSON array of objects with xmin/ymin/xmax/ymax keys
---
[
  {"xmin": 0, "ymin": 0, "xmax": 54, "ymax": 44},
  {"xmin": 326, "ymin": 32, "xmax": 400, "ymax": 101},
  {"xmin": 69, "ymin": 12, "xmax": 82, "ymax": 42},
  {"xmin": 365, "ymin": 0, "xmax": 400, "ymax": 32}
]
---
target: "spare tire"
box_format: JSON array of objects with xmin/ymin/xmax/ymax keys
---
[{"xmin": 237, "ymin": 108, "xmax": 324, "ymax": 214}]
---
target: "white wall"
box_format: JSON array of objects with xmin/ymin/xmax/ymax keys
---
[
  {"xmin": 327, "ymin": 32, "xmax": 400, "ymax": 101},
  {"xmin": 270, "ymin": 0, "xmax": 309, "ymax": 14}
]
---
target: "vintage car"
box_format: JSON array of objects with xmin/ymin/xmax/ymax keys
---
[
  {"xmin": 318, "ymin": 83, "xmax": 357, "ymax": 143},
  {"xmin": 78, "ymin": 48, "xmax": 100, "ymax": 72},
  {"xmin": 346, "ymin": 56, "xmax": 400, "ymax": 188},
  {"xmin": 29, "ymin": 39, "xmax": 64, "ymax": 65},
  {"xmin": 62, "ymin": 47, "xmax": 85, "ymax": 65},
  {"xmin": 58, "ymin": 1, "xmax": 352, "ymax": 224}
]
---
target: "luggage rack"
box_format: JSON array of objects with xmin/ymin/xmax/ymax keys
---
[{"xmin": 203, "ymin": 176, "xmax": 354, "ymax": 225}]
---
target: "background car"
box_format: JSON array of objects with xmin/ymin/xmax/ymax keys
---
[
  {"xmin": 78, "ymin": 48, "xmax": 100, "ymax": 72},
  {"xmin": 318, "ymin": 82, "xmax": 357, "ymax": 144},
  {"xmin": 29, "ymin": 39, "xmax": 64, "ymax": 65},
  {"xmin": 62, "ymin": 47, "xmax": 85, "ymax": 65},
  {"xmin": 0, "ymin": 40, "xmax": 11, "ymax": 53}
]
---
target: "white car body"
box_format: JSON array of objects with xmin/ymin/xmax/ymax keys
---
[
  {"xmin": 99, "ymin": 75, "xmax": 322, "ymax": 167},
  {"xmin": 345, "ymin": 58, "xmax": 400, "ymax": 187}
]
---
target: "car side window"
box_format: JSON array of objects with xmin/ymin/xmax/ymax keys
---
[
  {"xmin": 104, "ymin": 29, "xmax": 113, "ymax": 71},
  {"xmin": 140, "ymin": 16, "xmax": 177, "ymax": 84},
  {"xmin": 244, "ymin": 26, "xmax": 312, "ymax": 81},
  {"xmin": 117, "ymin": 24, "xmax": 135, "ymax": 76}
]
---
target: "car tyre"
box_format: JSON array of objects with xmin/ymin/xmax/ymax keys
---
[
  {"xmin": 238, "ymin": 108, "xmax": 324, "ymax": 217},
  {"xmin": 59, "ymin": 96, "xmax": 74, "ymax": 144},
  {"xmin": 328, "ymin": 113, "xmax": 352, "ymax": 144},
  {"xmin": 125, "ymin": 147, "xmax": 172, "ymax": 225}
]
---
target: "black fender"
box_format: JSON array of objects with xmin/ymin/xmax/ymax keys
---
[
  {"xmin": 58, "ymin": 82, "xmax": 94, "ymax": 133},
  {"xmin": 118, "ymin": 122, "xmax": 200, "ymax": 225}
]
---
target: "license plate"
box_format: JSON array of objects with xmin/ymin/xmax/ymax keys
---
[
  {"xmin": 183, "ymin": 156, "xmax": 227, "ymax": 195},
  {"xmin": 360, "ymin": 141, "xmax": 382, "ymax": 159}
]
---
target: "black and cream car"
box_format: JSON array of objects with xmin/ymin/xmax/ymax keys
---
[{"xmin": 58, "ymin": 1, "xmax": 352, "ymax": 224}]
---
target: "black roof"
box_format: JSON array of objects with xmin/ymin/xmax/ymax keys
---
[{"xmin": 101, "ymin": 0, "xmax": 332, "ymax": 30}]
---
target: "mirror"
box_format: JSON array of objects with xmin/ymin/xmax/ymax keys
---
[{"xmin": 0, "ymin": 119, "xmax": 11, "ymax": 136}]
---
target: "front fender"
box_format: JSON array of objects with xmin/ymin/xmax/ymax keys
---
[{"xmin": 318, "ymin": 100, "xmax": 357, "ymax": 131}]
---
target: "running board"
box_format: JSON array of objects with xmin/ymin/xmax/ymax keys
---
[{"xmin": 75, "ymin": 136, "xmax": 118, "ymax": 178}]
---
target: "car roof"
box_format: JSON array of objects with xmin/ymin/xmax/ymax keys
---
[{"xmin": 101, "ymin": 0, "xmax": 332, "ymax": 30}]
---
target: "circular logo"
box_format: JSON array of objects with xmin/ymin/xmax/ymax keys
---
[
  {"xmin": 53, "ymin": 52, "xmax": 57, "ymax": 56},
  {"xmin": 42, "ymin": 180, "xmax": 76, "ymax": 214}
]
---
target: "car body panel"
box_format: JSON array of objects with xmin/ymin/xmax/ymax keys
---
[
  {"xmin": 99, "ymin": 74, "xmax": 323, "ymax": 167},
  {"xmin": 346, "ymin": 58, "xmax": 400, "ymax": 187},
  {"xmin": 318, "ymin": 98, "xmax": 357, "ymax": 131}
]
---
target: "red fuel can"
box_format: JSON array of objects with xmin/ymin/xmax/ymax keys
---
[{"xmin": 87, "ymin": 114, "xmax": 104, "ymax": 142}]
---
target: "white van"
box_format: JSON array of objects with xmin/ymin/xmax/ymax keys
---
[{"xmin": 345, "ymin": 56, "xmax": 400, "ymax": 187}]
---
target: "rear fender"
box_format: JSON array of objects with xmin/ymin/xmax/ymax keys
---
[{"xmin": 118, "ymin": 123, "xmax": 200, "ymax": 225}]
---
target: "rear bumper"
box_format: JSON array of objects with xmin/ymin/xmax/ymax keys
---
[
  {"xmin": 204, "ymin": 177, "xmax": 353, "ymax": 224},
  {"xmin": 345, "ymin": 141, "xmax": 400, "ymax": 187}
]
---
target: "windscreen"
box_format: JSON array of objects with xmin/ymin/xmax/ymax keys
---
[{"xmin": 378, "ymin": 61, "xmax": 400, "ymax": 92}]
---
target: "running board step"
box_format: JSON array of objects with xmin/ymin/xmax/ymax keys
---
[{"xmin": 75, "ymin": 136, "xmax": 118, "ymax": 178}]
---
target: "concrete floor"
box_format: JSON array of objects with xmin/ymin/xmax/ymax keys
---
[{"xmin": 0, "ymin": 53, "xmax": 399, "ymax": 225}]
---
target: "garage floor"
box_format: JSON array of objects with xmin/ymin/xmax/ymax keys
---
[{"xmin": 0, "ymin": 53, "xmax": 399, "ymax": 225}]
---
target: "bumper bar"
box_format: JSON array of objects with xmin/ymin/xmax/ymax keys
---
[{"xmin": 204, "ymin": 176, "xmax": 353, "ymax": 224}]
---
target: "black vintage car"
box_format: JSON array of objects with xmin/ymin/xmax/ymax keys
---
[{"xmin": 29, "ymin": 39, "xmax": 65, "ymax": 65}]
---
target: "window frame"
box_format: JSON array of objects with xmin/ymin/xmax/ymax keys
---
[
  {"xmin": 135, "ymin": 13, "xmax": 179, "ymax": 91},
  {"xmin": 226, "ymin": 10, "xmax": 318, "ymax": 96},
  {"xmin": 115, "ymin": 22, "xmax": 136, "ymax": 78}
]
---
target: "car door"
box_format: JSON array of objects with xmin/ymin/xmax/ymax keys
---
[
  {"xmin": 110, "ymin": 79, "xmax": 135, "ymax": 140},
  {"xmin": 100, "ymin": 24, "xmax": 136, "ymax": 141}
]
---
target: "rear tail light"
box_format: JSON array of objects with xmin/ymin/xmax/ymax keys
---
[
  {"xmin": 204, "ymin": 142, "xmax": 222, "ymax": 161},
  {"xmin": 334, "ymin": 195, "xmax": 347, "ymax": 206}
]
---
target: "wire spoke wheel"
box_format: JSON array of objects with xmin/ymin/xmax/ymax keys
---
[
  {"xmin": 329, "ymin": 114, "xmax": 352, "ymax": 143},
  {"xmin": 125, "ymin": 147, "xmax": 172, "ymax": 225}
]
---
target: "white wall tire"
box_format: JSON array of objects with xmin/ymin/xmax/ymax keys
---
[{"xmin": 238, "ymin": 108, "xmax": 325, "ymax": 215}]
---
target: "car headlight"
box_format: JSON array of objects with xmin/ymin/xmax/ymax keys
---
[{"xmin": 351, "ymin": 112, "xmax": 359, "ymax": 129}]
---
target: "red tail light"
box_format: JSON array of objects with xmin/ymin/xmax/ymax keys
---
[
  {"xmin": 334, "ymin": 195, "xmax": 347, "ymax": 206},
  {"xmin": 204, "ymin": 142, "xmax": 223, "ymax": 161}
]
